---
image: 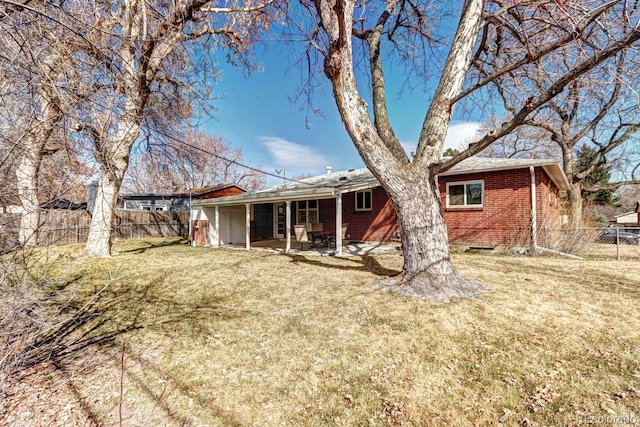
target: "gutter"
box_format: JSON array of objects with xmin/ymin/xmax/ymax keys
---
[{"xmin": 529, "ymin": 166, "xmax": 583, "ymax": 260}]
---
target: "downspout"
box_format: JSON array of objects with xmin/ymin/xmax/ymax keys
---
[
  {"xmin": 530, "ymin": 166, "xmax": 538, "ymax": 255},
  {"xmin": 530, "ymin": 166, "xmax": 583, "ymax": 259}
]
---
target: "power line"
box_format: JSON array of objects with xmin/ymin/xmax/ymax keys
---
[{"xmin": 152, "ymin": 129, "xmax": 313, "ymax": 186}]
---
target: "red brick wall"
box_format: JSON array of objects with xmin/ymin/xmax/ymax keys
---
[
  {"xmin": 439, "ymin": 167, "xmax": 561, "ymax": 247},
  {"xmin": 341, "ymin": 187, "xmax": 399, "ymax": 242},
  {"xmin": 534, "ymin": 169, "xmax": 562, "ymax": 244},
  {"xmin": 330, "ymin": 167, "xmax": 561, "ymax": 246}
]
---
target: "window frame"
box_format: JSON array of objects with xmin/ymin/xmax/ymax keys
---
[
  {"xmin": 140, "ymin": 204, "xmax": 168, "ymax": 211},
  {"xmin": 445, "ymin": 180, "xmax": 484, "ymax": 208},
  {"xmin": 295, "ymin": 199, "xmax": 319, "ymax": 224},
  {"xmin": 355, "ymin": 190, "xmax": 373, "ymax": 212}
]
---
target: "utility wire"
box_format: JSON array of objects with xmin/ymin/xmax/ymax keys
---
[{"xmin": 152, "ymin": 129, "xmax": 314, "ymax": 186}]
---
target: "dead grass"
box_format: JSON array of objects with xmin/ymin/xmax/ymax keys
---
[{"xmin": 2, "ymin": 238, "xmax": 640, "ymax": 426}]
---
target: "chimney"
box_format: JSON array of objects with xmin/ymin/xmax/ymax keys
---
[{"xmin": 326, "ymin": 165, "xmax": 333, "ymax": 175}]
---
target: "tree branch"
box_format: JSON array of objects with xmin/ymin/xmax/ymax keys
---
[
  {"xmin": 583, "ymin": 179, "xmax": 640, "ymax": 192},
  {"xmin": 366, "ymin": 0, "xmax": 407, "ymax": 163},
  {"xmin": 455, "ymin": 0, "xmax": 619, "ymax": 103},
  {"xmin": 432, "ymin": 24, "xmax": 640, "ymax": 177}
]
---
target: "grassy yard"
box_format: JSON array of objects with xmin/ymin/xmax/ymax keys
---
[{"xmin": 2, "ymin": 238, "xmax": 640, "ymax": 426}]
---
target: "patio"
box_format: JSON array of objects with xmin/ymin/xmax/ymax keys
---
[{"xmin": 223, "ymin": 238, "xmax": 401, "ymax": 256}]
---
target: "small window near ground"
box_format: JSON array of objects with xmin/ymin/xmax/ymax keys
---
[
  {"xmin": 446, "ymin": 181, "xmax": 484, "ymax": 208},
  {"xmin": 355, "ymin": 190, "xmax": 372, "ymax": 211}
]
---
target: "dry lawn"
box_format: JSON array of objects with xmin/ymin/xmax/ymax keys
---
[{"xmin": 2, "ymin": 238, "xmax": 640, "ymax": 426}]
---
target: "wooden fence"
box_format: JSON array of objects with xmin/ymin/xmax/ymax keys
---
[{"xmin": 1, "ymin": 209, "xmax": 189, "ymax": 252}]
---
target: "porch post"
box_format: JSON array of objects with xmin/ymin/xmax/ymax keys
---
[
  {"xmin": 214, "ymin": 206, "xmax": 220, "ymax": 247},
  {"xmin": 336, "ymin": 192, "xmax": 343, "ymax": 256},
  {"xmin": 285, "ymin": 200, "xmax": 291, "ymax": 253},
  {"xmin": 245, "ymin": 203, "xmax": 251, "ymax": 251}
]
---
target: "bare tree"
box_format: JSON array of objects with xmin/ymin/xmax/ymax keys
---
[
  {"xmin": 53, "ymin": 0, "xmax": 277, "ymax": 257},
  {"xmin": 0, "ymin": 2, "xmax": 79, "ymax": 247},
  {"xmin": 123, "ymin": 130, "xmax": 266, "ymax": 193},
  {"xmin": 617, "ymin": 184, "xmax": 640, "ymax": 212},
  {"xmin": 479, "ymin": 117, "xmax": 560, "ymax": 159},
  {"xmin": 489, "ymin": 38, "xmax": 640, "ymax": 227},
  {"xmin": 290, "ymin": 0, "xmax": 640, "ymax": 300}
]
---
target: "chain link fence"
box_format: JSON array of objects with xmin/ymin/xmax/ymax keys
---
[{"xmin": 542, "ymin": 226, "xmax": 640, "ymax": 260}]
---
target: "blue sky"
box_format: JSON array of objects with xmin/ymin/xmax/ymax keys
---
[{"xmin": 201, "ymin": 46, "xmax": 485, "ymax": 186}]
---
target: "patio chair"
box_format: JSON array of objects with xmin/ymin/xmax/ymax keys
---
[
  {"xmin": 294, "ymin": 224, "xmax": 310, "ymax": 250},
  {"xmin": 309, "ymin": 222, "xmax": 323, "ymax": 232},
  {"xmin": 328, "ymin": 223, "xmax": 349, "ymax": 249},
  {"xmin": 308, "ymin": 222, "xmax": 326, "ymax": 248}
]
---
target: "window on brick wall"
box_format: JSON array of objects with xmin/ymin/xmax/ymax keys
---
[
  {"xmin": 295, "ymin": 200, "xmax": 319, "ymax": 224},
  {"xmin": 355, "ymin": 190, "xmax": 372, "ymax": 211},
  {"xmin": 446, "ymin": 180, "xmax": 484, "ymax": 208}
]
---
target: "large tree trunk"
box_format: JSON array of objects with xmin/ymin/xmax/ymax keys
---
[
  {"xmin": 84, "ymin": 122, "xmax": 138, "ymax": 257},
  {"xmin": 560, "ymin": 142, "xmax": 583, "ymax": 228},
  {"xmin": 377, "ymin": 170, "xmax": 482, "ymax": 302},
  {"xmin": 314, "ymin": 0, "xmax": 484, "ymax": 301},
  {"xmin": 566, "ymin": 182, "xmax": 583, "ymax": 229},
  {"xmin": 15, "ymin": 138, "xmax": 43, "ymax": 248},
  {"xmin": 84, "ymin": 171, "xmax": 122, "ymax": 257}
]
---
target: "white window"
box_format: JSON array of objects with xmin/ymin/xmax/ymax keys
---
[
  {"xmin": 446, "ymin": 181, "xmax": 484, "ymax": 208},
  {"xmin": 355, "ymin": 190, "xmax": 372, "ymax": 211},
  {"xmin": 140, "ymin": 204, "xmax": 168, "ymax": 211},
  {"xmin": 295, "ymin": 200, "xmax": 319, "ymax": 224}
]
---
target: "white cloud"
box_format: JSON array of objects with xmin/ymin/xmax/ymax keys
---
[
  {"xmin": 444, "ymin": 122, "xmax": 484, "ymax": 151},
  {"xmin": 260, "ymin": 136, "xmax": 331, "ymax": 171},
  {"xmin": 400, "ymin": 139, "xmax": 418, "ymax": 157},
  {"xmin": 398, "ymin": 122, "xmax": 485, "ymax": 157}
]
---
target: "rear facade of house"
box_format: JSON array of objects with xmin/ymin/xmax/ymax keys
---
[{"xmin": 190, "ymin": 160, "xmax": 565, "ymax": 249}]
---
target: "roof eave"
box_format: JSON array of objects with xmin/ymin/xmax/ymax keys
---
[
  {"xmin": 440, "ymin": 161, "xmax": 571, "ymax": 191},
  {"xmin": 192, "ymin": 187, "xmax": 338, "ymax": 206},
  {"xmin": 541, "ymin": 164, "xmax": 571, "ymax": 191}
]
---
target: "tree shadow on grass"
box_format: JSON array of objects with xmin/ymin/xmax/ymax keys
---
[
  {"xmin": 285, "ymin": 253, "xmax": 401, "ymax": 277},
  {"xmin": 1, "ymin": 272, "xmax": 250, "ymax": 426},
  {"xmin": 118, "ymin": 237, "xmax": 189, "ymax": 255}
]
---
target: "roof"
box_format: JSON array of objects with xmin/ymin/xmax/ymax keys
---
[
  {"xmin": 442, "ymin": 156, "xmax": 570, "ymax": 190},
  {"xmin": 189, "ymin": 183, "xmax": 246, "ymax": 197},
  {"xmin": 192, "ymin": 157, "xmax": 570, "ymax": 207}
]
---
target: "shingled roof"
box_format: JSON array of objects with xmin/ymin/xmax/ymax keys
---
[{"xmin": 193, "ymin": 157, "xmax": 569, "ymax": 207}]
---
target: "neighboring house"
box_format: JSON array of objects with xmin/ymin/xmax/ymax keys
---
[
  {"xmin": 614, "ymin": 205, "xmax": 640, "ymax": 226},
  {"xmin": 191, "ymin": 157, "xmax": 570, "ymax": 254},
  {"xmin": 40, "ymin": 198, "xmax": 87, "ymax": 210},
  {"xmin": 118, "ymin": 184, "xmax": 246, "ymax": 212}
]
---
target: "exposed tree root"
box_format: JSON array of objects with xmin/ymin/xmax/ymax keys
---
[{"xmin": 376, "ymin": 271, "xmax": 483, "ymax": 303}]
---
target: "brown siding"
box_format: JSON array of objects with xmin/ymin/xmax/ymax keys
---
[{"xmin": 195, "ymin": 186, "xmax": 245, "ymax": 200}]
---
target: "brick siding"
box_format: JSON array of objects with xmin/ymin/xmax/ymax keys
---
[{"xmin": 338, "ymin": 167, "xmax": 561, "ymax": 247}]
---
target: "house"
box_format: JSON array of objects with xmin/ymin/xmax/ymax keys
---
[
  {"xmin": 190, "ymin": 157, "xmax": 570, "ymax": 254},
  {"xmin": 612, "ymin": 212, "xmax": 637, "ymax": 224},
  {"xmin": 118, "ymin": 183, "xmax": 246, "ymax": 212},
  {"xmin": 613, "ymin": 204, "xmax": 640, "ymax": 226},
  {"xmin": 40, "ymin": 198, "xmax": 87, "ymax": 210}
]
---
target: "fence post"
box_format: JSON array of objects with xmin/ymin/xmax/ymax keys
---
[{"xmin": 616, "ymin": 227, "xmax": 620, "ymax": 261}]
